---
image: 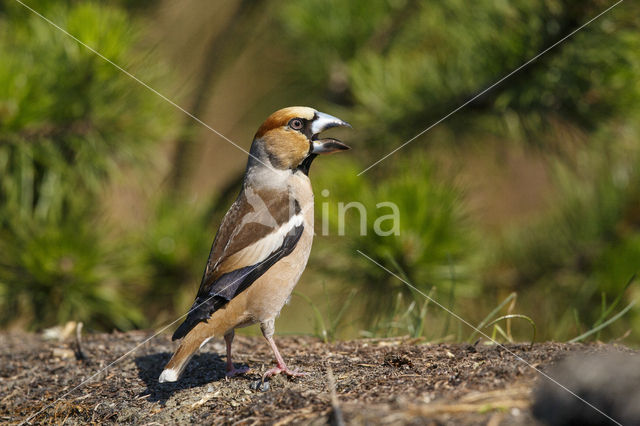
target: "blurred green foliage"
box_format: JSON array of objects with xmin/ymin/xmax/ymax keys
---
[
  {"xmin": 282, "ymin": 0, "xmax": 640, "ymax": 150},
  {"xmin": 487, "ymin": 131, "xmax": 640, "ymax": 339},
  {"xmin": 283, "ymin": 0, "xmax": 640, "ymax": 342},
  {"xmin": 138, "ymin": 195, "xmax": 217, "ymax": 323},
  {"xmin": 0, "ymin": 1, "xmax": 175, "ymax": 330},
  {"xmin": 312, "ymin": 157, "xmax": 470, "ymax": 316}
]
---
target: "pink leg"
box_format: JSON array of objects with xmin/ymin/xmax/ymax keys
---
[
  {"xmin": 224, "ymin": 331, "xmax": 249, "ymax": 378},
  {"xmin": 261, "ymin": 321, "xmax": 305, "ymax": 380}
]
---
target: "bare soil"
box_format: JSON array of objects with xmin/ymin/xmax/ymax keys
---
[{"xmin": 0, "ymin": 331, "xmax": 633, "ymax": 425}]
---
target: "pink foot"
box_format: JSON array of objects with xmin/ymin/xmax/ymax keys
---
[
  {"xmin": 225, "ymin": 365, "xmax": 250, "ymax": 379},
  {"xmin": 262, "ymin": 364, "xmax": 306, "ymax": 381}
]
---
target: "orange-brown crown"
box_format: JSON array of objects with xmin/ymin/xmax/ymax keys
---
[{"xmin": 254, "ymin": 106, "xmax": 316, "ymax": 139}]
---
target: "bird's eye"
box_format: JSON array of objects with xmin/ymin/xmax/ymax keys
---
[{"xmin": 289, "ymin": 118, "xmax": 303, "ymax": 130}]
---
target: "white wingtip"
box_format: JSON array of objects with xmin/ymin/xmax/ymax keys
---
[
  {"xmin": 199, "ymin": 337, "xmax": 212, "ymax": 349},
  {"xmin": 158, "ymin": 368, "xmax": 179, "ymax": 383}
]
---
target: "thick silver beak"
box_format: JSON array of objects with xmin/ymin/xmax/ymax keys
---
[
  {"xmin": 310, "ymin": 111, "xmax": 351, "ymax": 135},
  {"xmin": 310, "ymin": 111, "xmax": 351, "ymax": 154},
  {"xmin": 311, "ymin": 138, "xmax": 350, "ymax": 154}
]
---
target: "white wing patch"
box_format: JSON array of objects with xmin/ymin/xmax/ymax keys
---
[
  {"xmin": 225, "ymin": 213, "xmax": 304, "ymax": 268},
  {"xmin": 199, "ymin": 337, "xmax": 212, "ymax": 349}
]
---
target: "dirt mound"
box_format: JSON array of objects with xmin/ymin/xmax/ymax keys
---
[{"xmin": 0, "ymin": 331, "xmax": 633, "ymax": 424}]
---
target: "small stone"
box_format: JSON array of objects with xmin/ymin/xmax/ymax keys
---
[{"xmin": 250, "ymin": 380, "xmax": 270, "ymax": 391}]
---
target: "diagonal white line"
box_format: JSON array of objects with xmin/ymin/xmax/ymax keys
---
[
  {"xmin": 358, "ymin": 0, "xmax": 624, "ymax": 176},
  {"xmin": 20, "ymin": 247, "xmax": 285, "ymax": 425},
  {"xmin": 356, "ymin": 250, "xmax": 622, "ymax": 426},
  {"xmin": 12, "ymin": 0, "xmax": 275, "ymax": 172}
]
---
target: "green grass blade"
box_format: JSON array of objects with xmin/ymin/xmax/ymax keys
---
[
  {"xmin": 485, "ymin": 314, "xmax": 537, "ymax": 345},
  {"xmin": 293, "ymin": 291, "xmax": 328, "ymax": 343},
  {"xmin": 442, "ymin": 253, "xmax": 457, "ymax": 338},
  {"xmin": 492, "ymin": 324, "xmax": 510, "ymax": 342},
  {"xmin": 593, "ymin": 274, "xmax": 636, "ymax": 329},
  {"xmin": 569, "ymin": 300, "xmax": 636, "ymax": 343},
  {"xmin": 330, "ymin": 289, "xmax": 358, "ymax": 335},
  {"xmin": 468, "ymin": 292, "xmax": 516, "ymax": 342}
]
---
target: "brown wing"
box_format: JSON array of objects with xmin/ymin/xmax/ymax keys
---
[{"xmin": 172, "ymin": 186, "xmax": 303, "ymax": 340}]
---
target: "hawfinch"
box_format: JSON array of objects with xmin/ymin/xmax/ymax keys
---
[{"xmin": 159, "ymin": 107, "xmax": 350, "ymax": 383}]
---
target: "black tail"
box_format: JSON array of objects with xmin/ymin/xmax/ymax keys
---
[
  {"xmin": 171, "ymin": 318, "xmax": 193, "ymax": 341},
  {"xmin": 171, "ymin": 296, "xmax": 226, "ymax": 340}
]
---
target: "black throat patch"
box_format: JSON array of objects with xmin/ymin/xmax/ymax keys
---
[{"xmin": 297, "ymin": 154, "xmax": 317, "ymax": 176}]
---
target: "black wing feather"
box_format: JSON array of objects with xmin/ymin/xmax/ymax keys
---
[{"xmin": 172, "ymin": 223, "xmax": 304, "ymax": 340}]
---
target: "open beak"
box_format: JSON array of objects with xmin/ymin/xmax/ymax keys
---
[{"xmin": 310, "ymin": 111, "xmax": 351, "ymax": 154}]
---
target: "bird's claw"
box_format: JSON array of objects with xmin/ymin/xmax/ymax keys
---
[
  {"xmin": 225, "ymin": 365, "xmax": 250, "ymax": 380},
  {"xmin": 262, "ymin": 365, "xmax": 306, "ymax": 382}
]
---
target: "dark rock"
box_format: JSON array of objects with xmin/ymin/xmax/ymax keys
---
[{"xmin": 532, "ymin": 351, "xmax": 640, "ymax": 425}]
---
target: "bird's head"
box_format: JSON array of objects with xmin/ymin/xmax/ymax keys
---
[{"xmin": 250, "ymin": 106, "xmax": 351, "ymax": 173}]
